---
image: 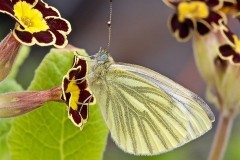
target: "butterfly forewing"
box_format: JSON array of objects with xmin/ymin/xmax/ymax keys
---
[{"xmin": 89, "ymin": 62, "xmax": 214, "ymax": 155}]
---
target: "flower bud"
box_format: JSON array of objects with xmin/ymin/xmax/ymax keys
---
[
  {"xmin": 0, "ymin": 31, "xmax": 21, "ymax": 81},
  {"xmin": 0, "ymin": 87, "xmax": 62, "ymax": 118},
  {"xmin": 193, "ymin": 31, "xmax": 240, "ymax": 115}
]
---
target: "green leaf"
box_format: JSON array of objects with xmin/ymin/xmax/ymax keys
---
[
  {"xmin": 0, "ymin": 119, "xmax": 12, "ymax": 160},
  {"xmin": 8, "ymin": 48, "xmax": 108, "ymax": 160},
  {"xmin": 0, "ymin": 80, "xmax": 23, "ymax": 93}
]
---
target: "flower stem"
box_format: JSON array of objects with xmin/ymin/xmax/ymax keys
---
[{"xmin": 208, "ymin": 111, "xmax": 234, "ymax": 160}]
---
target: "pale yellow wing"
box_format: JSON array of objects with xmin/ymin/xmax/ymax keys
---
[{"xmin": 91, "ymin": 62, "xmax": 214, "ymax": 155}]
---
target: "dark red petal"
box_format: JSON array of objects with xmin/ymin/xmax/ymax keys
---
[
  {"xmin": 73, "ymin": 58, "xmax": 87, "ymax": 77},
  {"xmin": 13, "ymin": 29, "xmax": 33, "ymax": 44},
  {"xmin": 222, "ymin": 29, "xmax": 234, "ymax": 44},
  {"xmin": 68, "ymin": 67, "xmax": 86, "ymax": 80},
  {"xmin": 64, "ymin": 92, "xmax": 71, "ymax": 104},
  {"xmin": 33, "ymin": 31, "xmax": 55, "ymax": 44},
  {"xmin": 219, "ymin": 45, "xmax": 235, "ymax": 57},
  {"xmin": 237, "ymin": 0, "xmax": 240, "ymax": 10},
  {"xmin": 196, "ymin": 21, "xmax": 210, "ymax": 35},
  {"xmin": 46, "ymin": 17, "xmax": 71, "ymax": 33},
  {"xmin": 68, "ymin": 68, "xmax": 77, "ymax": 80},
  {"xmin": 73, "ymin": 56, "xmax": 87, "ymax": 69},
  {"xmin": 61, "ymin": 91, "xmax": 70, "ymax": 104},
  {"xmin": 170, "ymin": 14, "xmax": 179, "ymax": 33},
  {"xmin": 34, "ymin": 0, "xmax": 60, "ymax": 17},
  {"xmin": 79, "ymin": 104, "xmax": 88, "ymax": 120},
  {"xmin": 87, "ymin": 95, "xmax": 95, "ymax": 103},
  {"xmin": 169, "ymin": 14, "xmax": 193, "ymax": 40},
  {"xmin": 223, "ymin": 1, "xmax": 235, "ymax": 7},
  {"xmin": 233, "ymin": 54, "xmax": 240, "ymax": 63},
  {"xmin": 0, "ymin": 0, "xmax": 14, "ymax": 15},
  {"xmin": 207, "ymin": 0, "xmax": 221, "ymax": 8},
  {"xmin": 77, "ymin": 80, "xmax": 88, "ymax": 90},
  {"xmin": 50, "ymin": 30, "xmax": 66, "ymax": 47},
  {"xmin": 12, "ymin": 0, "xmax": 36, "ymax": 5},
  {"xmin": 62, "ymin": 78, "xmax": 70, "ymax": 93},
  {"xmin": 203, "ymin": 11, "xmax": 223, "ymax": 25},
  {"xmin": 78, "ymin": 90, "xmax": 92, "ymax": 104},
  {"xmin": 178, "ymin": 24, "xmax": 192, "ymax": 39},
  {"xmin": 69, "ymin": 108, "xmax": 82, "ymax": 125}
]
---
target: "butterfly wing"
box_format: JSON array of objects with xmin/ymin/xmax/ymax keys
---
[{"xmin": 90, "ymin": 62, "xmax": 214, "ymax": 155}]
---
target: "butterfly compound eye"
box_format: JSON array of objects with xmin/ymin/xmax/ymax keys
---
[{"xmin": 96, "ymin": 51, "xmax": 109, "ymax": 63}]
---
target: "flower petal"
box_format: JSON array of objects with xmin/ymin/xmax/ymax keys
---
[
  {"xmin": 219, "ymin": 44, "xmax": 235, "ymax": 57},
  {"xmin": 196, "ymin": 21, "xmax": 210, "ymax": 35},
  {"xmin": 12, "ymin": 0, "xmax": 37, "ymax": 5},
  {"xmin": 46, "ymin": 17, "xmax": 71, "ymax": 34},
  {"xmin": 76, "ymin": 80, "xmax": 88, "ymax": 90},
  {"xmin": 207, "ymin": 0, "xmax": 223, "ymax": 9},
  {"xmin": 233, "ymin": 54, "xmax": 240, "ymax": 63},
  {"xmin": 14, "ymin": 29, "xmax": 56, "ymax": 46},
  {"xmin": 51, "ymin": 30, "xmax": 68, "ymax": 48},
  {"xmin": 203, "ymin": 11, "xmax": 226, "ymax": 26},
  {"xmin": 34, "ymin": 0, "xmax": 60, "ymax": 17},
  {"xmin": 0, "ymin": 0, "xmax": 14, "ymax": 15},
  {"xmin": 221, "ymin": 28, "xmax": 235, "ymax": 46},
  {"xmin": 78, "ymin": 90, "xmax": 92, "ymax": 104},
  {"xmin": 69, "ymin": 107, "xmax": 82, "ymax": 126},
  {"xmin": 73, "ymin": 58, "xmax": 87, "ymax": 76},
  {"xmin": 13, "ymin": 29, "xmax": 34, "ymax": 45},
  {"xmin": 68, "ymin": 66, "xmax": 87, "ymax": 81},
  {"xmin": 79, "ymin": 104, "xmax": 88, "ymax": 120},
  {"xmin": 33, "ymin": 31, "xmax": 55, "ymax": 45},
  {"xmin": 168, "ymin": 14, "xmax": 193, "ymax": 41}
]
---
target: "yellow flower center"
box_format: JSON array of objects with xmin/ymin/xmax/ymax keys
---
[
  {"xmin": 13, "ymin": 1, "xmax": 49, "ymax": 33},
  {"xmin": 233, "ymin": 35, "xmax": 240, "ymax": 53},
  {"xmin": 66, "ymin": 79, "xmax": 80, "ymax": 110},
  {"xmin": 177, "ymin": 1, "xmax": 209, "ymax": 22}
]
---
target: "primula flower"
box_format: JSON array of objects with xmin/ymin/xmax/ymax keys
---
[
  {"xmin": 163, "ymin": 0, "xmax": 226, "ymax": 41},
  {"xmin": 219, "ymin": 25, "xmax": 240, "ymax": 64},
  {"xmin": 61, "ymin": 55, "xmax": 95, "ymax": 129},
  {"xmin": 193, "ymin": 28, "xmax": 240, "ymax": 113},
  {"xmin": 0, "ymin": 0, "xmax": 71, "ymax": 48}
]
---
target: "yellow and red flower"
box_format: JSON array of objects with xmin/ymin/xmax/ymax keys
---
[
  {"xmin": 0, "ymin": 0, "xmax": 71, "ymax": 48},
  {"xmin": 163, "ymin": 0, "xmax": 226, "ymax": 41},
  {"xmin": 61, "ymin": 55, "xmax": 95, "ymax": 129}
]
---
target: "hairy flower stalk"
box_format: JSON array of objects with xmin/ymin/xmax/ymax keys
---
[
  {"xmin": 0, "ymin": 86, "xmax": 62, "ymax": 118},
  {"xmin": 0, "ymin": 31, "xmax": 21, "ymax": 81},
  {"xmin": 193, "ymin": 30, "xmax": 239, "ymax": 160}
]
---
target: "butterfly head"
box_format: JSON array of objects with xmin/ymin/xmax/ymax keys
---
[{"xmin": 95, "ymin": 48, "xmax": 112, "ymax": 64}]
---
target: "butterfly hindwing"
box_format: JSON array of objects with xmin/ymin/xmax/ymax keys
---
[{"xmin": 90, "ymin": 62, "xmax": 214, "ymax": 155}]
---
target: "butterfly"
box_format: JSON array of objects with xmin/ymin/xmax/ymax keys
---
[{"xmin": 61, "ymin": 48, "xmax": 215, "ymax": 155}]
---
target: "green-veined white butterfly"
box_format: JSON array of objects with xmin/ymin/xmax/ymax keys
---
[{"xmin": 61, "ymin": 49, "xmax": 215, "ymax": 155}]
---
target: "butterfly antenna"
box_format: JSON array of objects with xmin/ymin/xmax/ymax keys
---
[{"xmin": 107, "ymin": 0, "xmax": 113, "ymax": 52}]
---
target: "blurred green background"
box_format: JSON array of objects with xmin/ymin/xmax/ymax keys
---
[{"xmin": 0, "ymin": 0, "xmax": 240, "ymax": 159}]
